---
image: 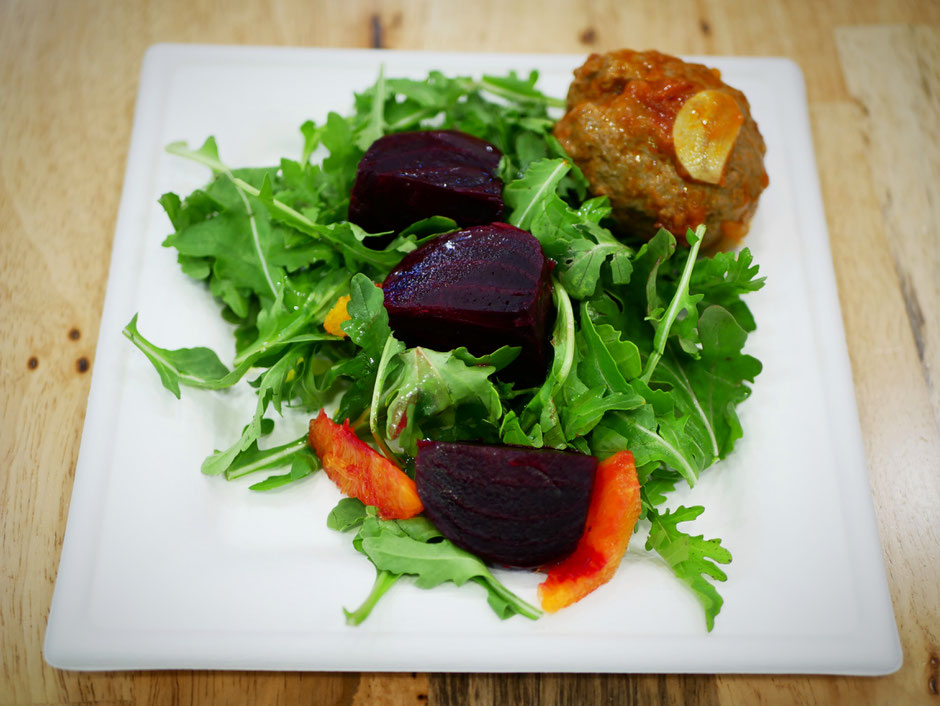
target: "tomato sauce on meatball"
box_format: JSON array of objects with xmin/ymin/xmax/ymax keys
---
[{"xmin": 554, "ymin": 49, "xmax": 768, "ymax": 250}]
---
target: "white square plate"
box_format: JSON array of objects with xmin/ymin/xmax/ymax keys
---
[{"xmin": 44, "ymin": 44, "xmax": 901, "ymax": 674}]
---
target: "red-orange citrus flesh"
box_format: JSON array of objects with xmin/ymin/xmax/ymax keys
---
[
  {"xmin": 308, "ymin": 410, "xmax": 423, "ymax": 520},
  {"xmin": 538, "ymin": 450, "xmax": 641, "ymax": 612}
]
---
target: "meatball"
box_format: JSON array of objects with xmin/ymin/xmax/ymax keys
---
[{"xmin": 554, "ymin": 49, "xmax": 768, "ymax": 249}]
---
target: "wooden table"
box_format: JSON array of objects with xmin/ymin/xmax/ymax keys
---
[{"xmin": 2, "ymin": 1, "xmax": 938, "ymax": 703}]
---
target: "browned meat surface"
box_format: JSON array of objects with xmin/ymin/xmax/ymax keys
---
[{"xmin": 554, "ymin": 49, "xmax": 768, "ymax": 249}]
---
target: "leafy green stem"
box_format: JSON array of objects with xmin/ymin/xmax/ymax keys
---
[
  {"xmin": 357, "ymin": 63, "xmax": 387, "ymax": 150},
  {"xmin": 369, "ymin": 333, "xmax": 403, "ymax": 465},
  {"xmin": 472, "ymin": 576, "xmax": 543, "ymax": 621},
  {"xmin": 553, "ymin": 278, "xmax": 576, "ymax": 388},
  {"xmin": 640, "ymin": 224, "xmax": 706, "ymax": 383},
  {"xmin": 473, "ymin": 77, "xmax": 567, "ymax": 109},
  {"xmin": 240, "ymin": 183, "xmax": 278, "ymax": 297},
  {"xmin": 224, "ymin": 435, "xmax": 309, "ymax": 480},
  {"xmin": 517, "ymin": 277, "xmax": 576, "ymax": 445},
  {"xmin": 384, "ymin": 106, "xmax": 439, "ymax": 132},
  {"xmin": 343, "ymin": 569, "xmax": 401, "ymax": 626}
]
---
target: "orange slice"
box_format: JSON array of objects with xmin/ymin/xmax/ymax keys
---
[
  {"xmin": 538, "ymin": 450, "xmax": 641, "ymax": 612},
  {"xmin": 309, "ymin": 410, "xmax": 423, "ymax": 520},
  {"xmin": 323, "ymin": 294, "xmax": 352, "ymax": 338}
]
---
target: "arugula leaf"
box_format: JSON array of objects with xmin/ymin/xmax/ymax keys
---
[
  {"xmin": 499, "ymin": 410, "xmax": 543, "ymax": 448},
  {"xmin": 327, "ymin": 502, "xmax": 541, "ymax": 625},
  {"xmin": 122, "ymin": 314, "xmax": 231, "ymax": 398},
  {"xmin": 233, "ymin": 271, "xmax": 347, "ymax": 367},
  {"xmin": 327, "ymin": 497, "xmax": 369, "ymax": 532},
  {"xmin": 200, "ymin": 344, "xmax": 309, "ymax": 476},
  {"xmin": 352, "ymin": 514, "xmax": 542, "ymax": 621},
  {"xmin": 504, "ymin": 158, "xmax": 571, "ymax": 231},
  {"xmin": 222, "ymin": 434, "xmax": 311, "ymax": 481},
  {"xmin": 645, "ymin": 505, "xmax": 732, "ymax": 631},
  {"xmin": 342, "ymin": 274, "xmax": 391, "ymax": 350},
  {"xmin": 373, "ymin": 70, "xmax": 565, "ymax": 177},
  {"xmin": 124, "ymin": 283, "xmax": 344, "ymax": 398},
  {"xmin": 639, "ymin": 467, "xmax": 681, "ymax": 518},
  {"xmin": 653, "ymin": 306, "xmax": 762, "ymax": 463},
  {"xmin": 451, "ymin": 345, "xmax": 520, "ymax": 371},
  {"xmin": 254, "ymin": 174, "xmax": 403, "ymax": 275},
  {"xmin": 504, "ymin": 159, "xmax": 632, "ymax": 298},
  {"xmin": 367, "ymin": 334, "xmax": 407, "ymax": 464},
  {"xmin": 552, "ymin": 228, "xmax": 633, "ymax": 298},
  {"xmin": 299, "ymin": 119, "xmax": 324, "ymax": 165},
  {"xmin": 640, "ymin": 225, "xmax": 706, "ymax": 380},
  {"xmin": 577, "ymin": 301, "xmax": 643, "ymax": 394},
  {"xmin": 478, "ymin": 70, "xmax": 566, "ymax": 108},
  {"xmin": 561, "ymin": 386, "xmax": 645, "ymax": 440},
  {"xmin": 380, "ymin": 347, "xmax": 504, "ymax": 457},
  {"xmin": 248, "ymin": 448, "xmax": 319, "ymax": 491},
  {"xmin": 513, "ymin": 278, "xmax": 576, "ymax": 448},
  {"xmin": 579, "ymin": 220, "xmax": 763, "ymax": 497},
  {"xmin": 166, "ymin": 139, "xmax": 286, "ymax": 303},
  {"xmin": 344, "ymin": 569, "xmax": 402, "ymax": 626},
  {"xmin": 392, "ymin": 215, "xmax": 458, "ymax": 244},
  {"xmin": 318, "ymin": 111, "xmax": 364, "ymax": 208},
  {"xmin": 331, "ymin": 274, "xmax": 402, "ymax": 425},
  {"xmin": 592, "ymin": 405, "xmax": 701, "ymax": 486},
  {"xmin": 355, "ymin": 64, "xmax": 387, "ymax": 150},
  {"xmin": 691, "ymin": 246, "xmax": 765, "ymax": 314}
]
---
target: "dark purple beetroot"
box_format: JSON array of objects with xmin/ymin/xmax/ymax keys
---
[
  {"xmin": 382, "ymin": 223, "xmax": 554, "ymax": 386},
  {"xmin": 415, "ymin": 441, "xmax": 597, "ymax": 568},
  {"xmin": 348, "ymin": 130, "xmax": 504, "ymax": 237}
]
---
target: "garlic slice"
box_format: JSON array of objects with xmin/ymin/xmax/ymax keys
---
[{"xmin": 673, "ymin": 89, "xmax": 744, "ymax": 184}]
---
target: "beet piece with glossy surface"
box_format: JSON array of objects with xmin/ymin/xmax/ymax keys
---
[
  {"xmin": 348, "ymin": 130, "xmax": 505, "ymax": 235},
  {"xmin": 415, "ymin": 441, "xmax": 598, "ymax": 568},
  {"xmin": 382, "ymin": 223, "xmax": 554, "ymax": 386}
]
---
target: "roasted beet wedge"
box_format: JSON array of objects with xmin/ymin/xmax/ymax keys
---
[
  {"xmin": 348, "ymin": 130, "xmax": 504, "ymax": 237},
  {"xmin": 415, "ymin": 441, "xmax": 598, "ymax": 568},
  {"xmin": 382, "ymin": 223, "xmax": 554, "ymax": 385}
]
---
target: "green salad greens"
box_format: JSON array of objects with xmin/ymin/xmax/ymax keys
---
[{"xmin": 124, "ymin": 68, "xmax": 764, "ymax": 631}]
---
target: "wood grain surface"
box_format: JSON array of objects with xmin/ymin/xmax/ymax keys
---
[{"xmin": 2, "ymin": 1, "xmax": 938, "ymax": 704}]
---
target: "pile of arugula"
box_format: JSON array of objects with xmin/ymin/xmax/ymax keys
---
[{"xmin": 124, "ymin": 69, "xmax": 764, "ymax": 631}]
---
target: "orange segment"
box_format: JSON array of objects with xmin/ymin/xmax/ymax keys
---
[
  {"xmin": 308, "ymin": 410, "xmax": 423, "ymax": 520},
  {"xmin": 323, "ymin": 294, "xmax": 352, "ymax": 338},
  {"xmin": 538, "ymin": 450, "xmax": 641, "ymax": 612},
  {"xmin": 673, "ymin": 89, "xmax": 744, "ymax": 184}
]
